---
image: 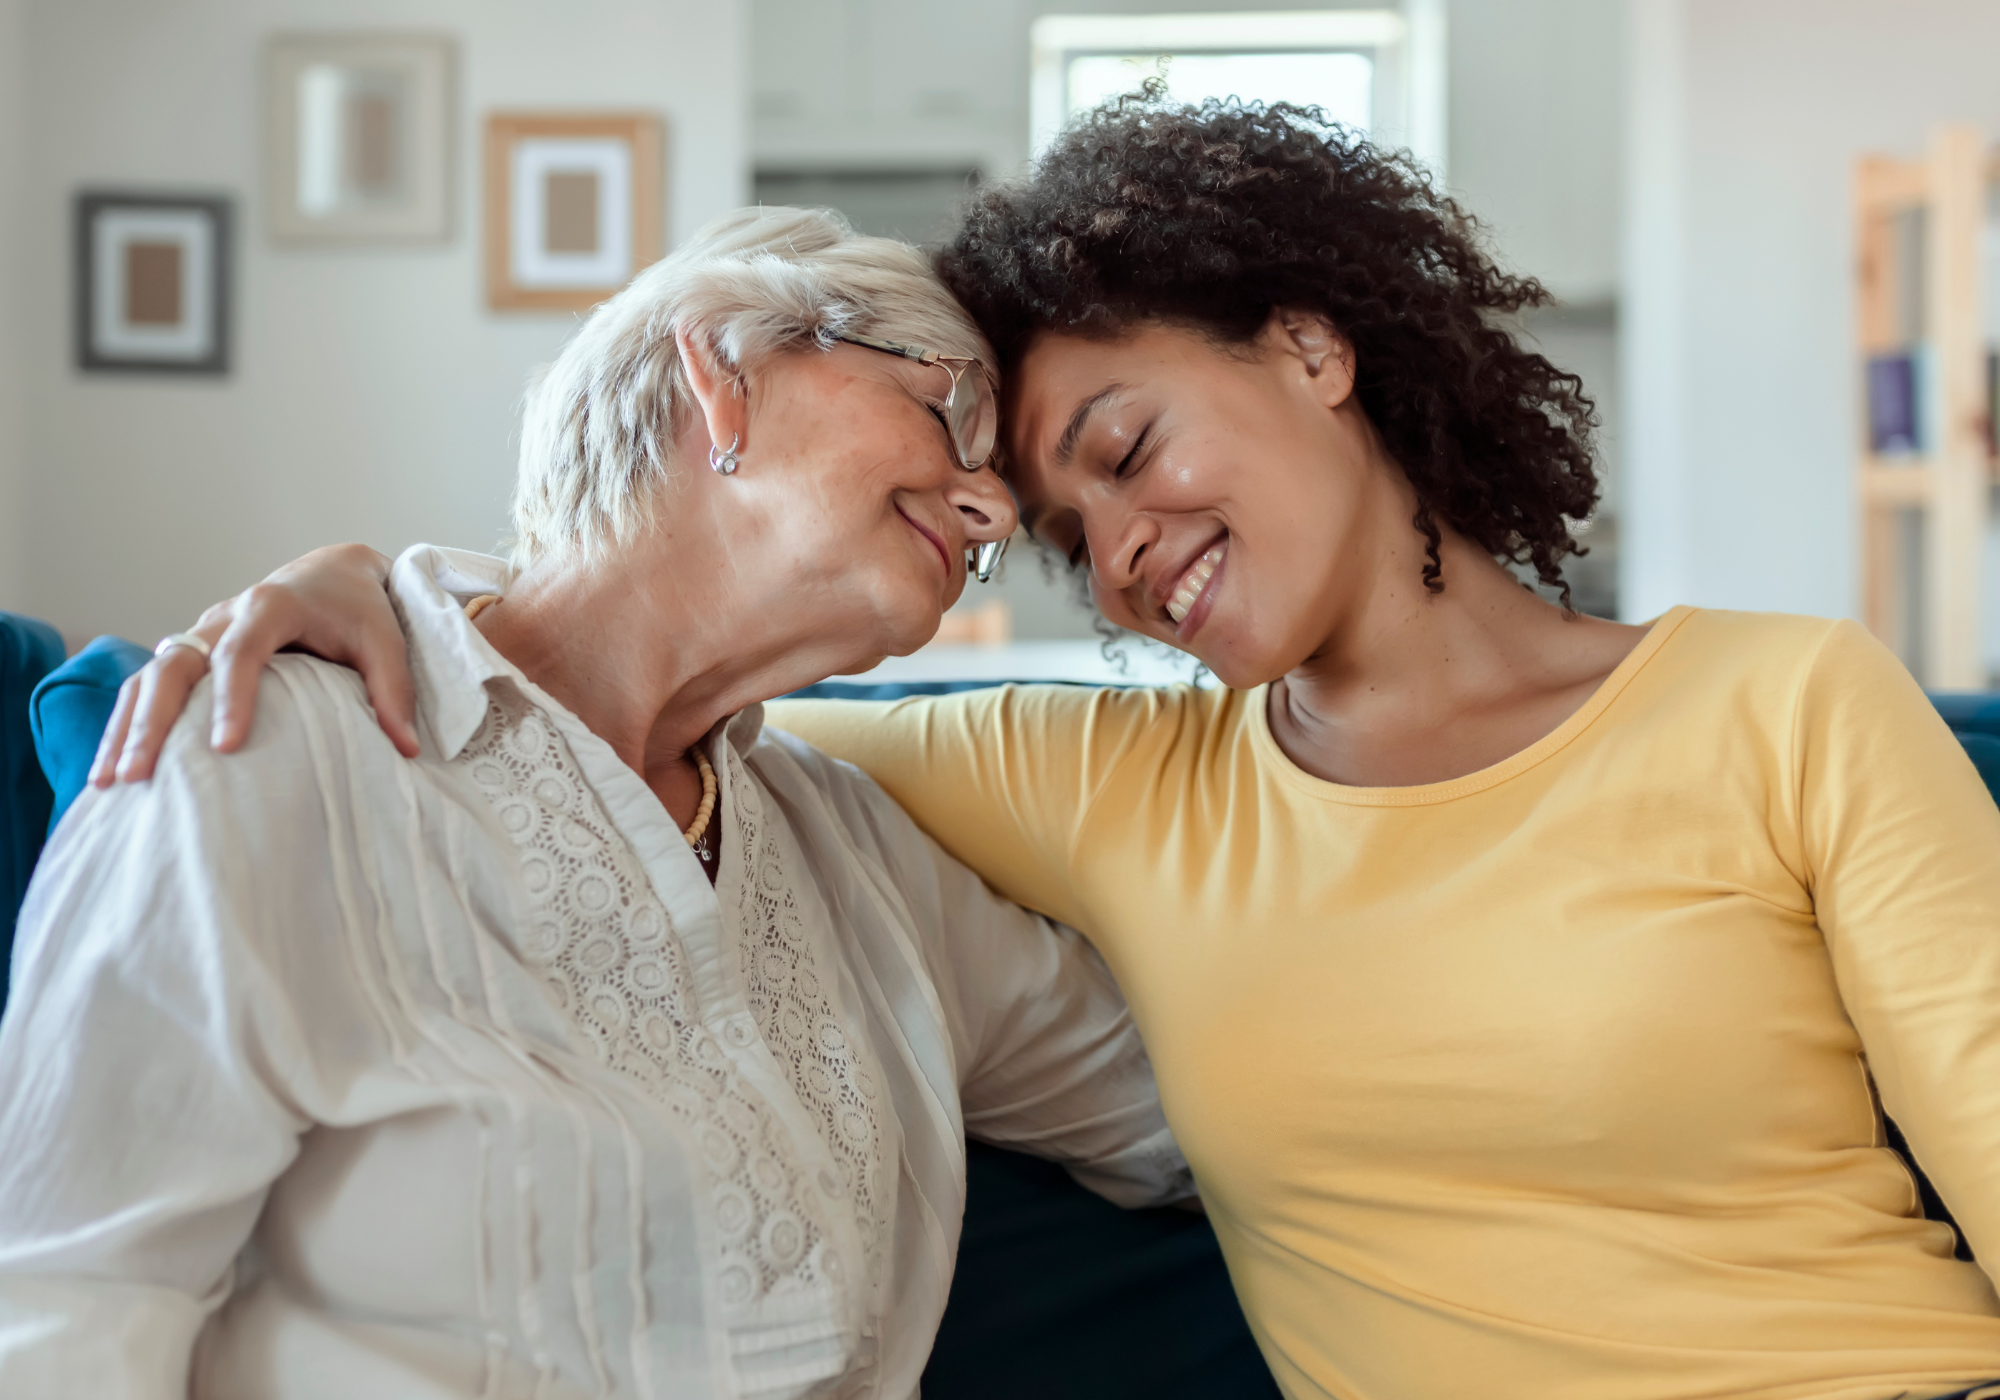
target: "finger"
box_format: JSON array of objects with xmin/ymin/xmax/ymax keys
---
[
  {"xmin": 210, "ymin": 584, "xmax": 297, "ymax": 751},
  {"xmin": 357, "ymin": 634, "xmax": 422, "ymax": 758},
  {"xmin": 115, "ymin": 649, "xmax": 208, "ymax": 783},
  {"xmin": 89, "ymin": 675, "xmax": 144, "ymax": 789}
]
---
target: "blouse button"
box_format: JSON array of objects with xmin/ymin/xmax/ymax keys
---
[{"xmin": 721, "ymin": 1014, "xmax": 756, "ymax": 1048}]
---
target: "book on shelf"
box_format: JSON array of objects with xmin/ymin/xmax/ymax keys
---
[
  {"xmin": 1867, "ymin": 351, "xmax": 1921, "ymax": 455},
  {"xmin": 1988, "ymin": 349, "xmax": 1998, "ymax": 458}
]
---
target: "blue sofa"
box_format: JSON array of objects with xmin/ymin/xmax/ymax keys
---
[
  {"xmin": 0, "ymin": 613, "xmax": 1278, "ymax": 1400},
  {"xmin": 7, "ymin": 617, "xmax": 1995, "ymax": 1386}
]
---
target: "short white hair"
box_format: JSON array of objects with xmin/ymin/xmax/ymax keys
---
[{"xmin": 509, "ymin": 205, "xmax": 993, "ymax": 569}]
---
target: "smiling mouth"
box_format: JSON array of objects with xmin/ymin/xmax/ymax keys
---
[
  {"xmin": 896, "ymin": 506, "xmax": 952, "ymax": 581},
  {"xmin": 1165, "ymin": 541, "xmax": 1226, "ymax": 626}
]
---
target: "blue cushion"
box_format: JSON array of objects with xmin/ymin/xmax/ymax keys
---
[
  {"xmin": 30, "ymin": 636, "xmax": 152, "ymax": 836},
  {"xmin": 1, "ymin": 612, "xmax": 67, "ymax": 994},
  {"xmin": 1928, "ymin": 691, "xmax": 2000, "ymax": 740},
  {"xmin": 1957, "ymin": 733, "xmax": 2000, "ymax": 796}
]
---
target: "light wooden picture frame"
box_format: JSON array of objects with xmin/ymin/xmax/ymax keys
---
[
  {"xmin": 75, "ymin": 191, "xmax": 232, "ymax": 375},
  {"xmin": 263, "ymin": 33, "xmax": 455, "ymax": 244},
  {"xmin": 484, "ymin": 112, "xmax": 666, "ymax": 313}
]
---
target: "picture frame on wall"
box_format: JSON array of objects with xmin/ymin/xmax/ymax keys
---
[
  {"xmin": 75, "ymin": 191, "xmax": 232, "ymax": 375},
  {"xmin": 484, "ymin": 111, "xmax": 665, "ymax": 312},
  {"xmin": 264, "ymin": 32, "xmax": 455, "ymax": 244}
]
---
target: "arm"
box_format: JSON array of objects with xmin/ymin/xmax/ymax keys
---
[
  {"xmin": 102, "ymin": 544, "xmax": 507, "ymax": 785},
  {"xmin": 763, "ymin": 729, "xmax": 1191, "ymax": 1207},
  {"xmin": 766, "ymin": 684, "xmax": 1168, "ymax": 931},
  {"xmin": 0, "ymin": 711, "xmax": 318, "ymax": 1394},
  {"xmin": 1797, "ymin": 620, "xmax": 2000, "ymax": 1278}
]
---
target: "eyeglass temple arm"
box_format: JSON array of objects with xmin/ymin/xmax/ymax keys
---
[{"xmin": 834, "ymin": 330, "xmax": 934, "ymax": 365}]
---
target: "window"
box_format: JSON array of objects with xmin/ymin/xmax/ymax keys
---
[
  {"xmin": 1029, "ymin": 9, "xmax": 1444, "ymax": 175},
  {"xmin": 1064, "ymin": 50, "xmax": 1375, "ymax": 134}
]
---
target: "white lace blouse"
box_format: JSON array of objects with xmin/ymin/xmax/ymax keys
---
[{"xmin": 0, "ymin": 546, "xmax": 1188, "ymax": 1400}]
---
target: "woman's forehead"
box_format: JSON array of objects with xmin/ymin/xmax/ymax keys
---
[{"xmin": 1001, "ymin": 333, "xmax": 1150, "ymax": 473}]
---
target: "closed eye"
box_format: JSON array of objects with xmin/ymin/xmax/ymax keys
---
[{"xmin": 1113, "ymin": 424, "xmax": 1151, "ymax": 479}]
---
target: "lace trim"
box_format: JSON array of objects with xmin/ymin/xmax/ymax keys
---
[
  {"xmin": 459, "ymin": 687, "xmax": 842, "ymax": 1310},
  {"xmin": 729, "ymin": 762, "xmax": 888, "ymax": 1288}
]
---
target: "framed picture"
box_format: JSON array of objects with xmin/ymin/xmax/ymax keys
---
[
  {"xmin": 75, "ymin": 192, "xmax": 232, "ymax": 375},
  {"xmin": 264, "ymin": 33, "xmax": 454, "ymax": 243},
  {"xmin": 484, "ymin": 112, "xmax": 665, "ymax": 312}
]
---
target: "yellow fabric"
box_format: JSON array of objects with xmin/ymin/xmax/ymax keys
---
[{"xmin": 769, "ymin": 608, "xmax": 2000, "ymax": 1400}]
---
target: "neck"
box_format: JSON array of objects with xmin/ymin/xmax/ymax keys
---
[
  {"xmin": 477, "ymin": 526, "xmax": 883, "ymax": 789},
  {"xmin": 1280, "ymin": 531, "xmax": 1557, "ymax": 732},
  {"xmin": 1266, "ymin": 502, "xmax": 1644, "ymax": 788}
]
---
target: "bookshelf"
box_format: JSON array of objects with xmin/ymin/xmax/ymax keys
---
[{"xmin": 1853, "ymin": 124, "xmax": 1998, "ymax": 688}]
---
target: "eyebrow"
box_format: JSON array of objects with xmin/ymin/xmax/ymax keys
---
[{"xmin": 1053, "ymin": 384, "xmax": 1125, "ymax": 467}]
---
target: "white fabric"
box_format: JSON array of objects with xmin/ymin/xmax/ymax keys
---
[{"xmin": 0, "ymin": 544, "xmax": 1188, "ymax": 1400}]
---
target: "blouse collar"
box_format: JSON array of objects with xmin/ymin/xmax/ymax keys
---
[{"xmin": 389, "ymin": 543, "xmax": 767, "ymax": 763}]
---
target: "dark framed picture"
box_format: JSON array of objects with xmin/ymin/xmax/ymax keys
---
[{"xmin": 75, "ymin": 191, "xmax": 232, "ymax": 375}]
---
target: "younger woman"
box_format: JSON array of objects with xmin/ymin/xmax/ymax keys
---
[{"xmin": 108, "ymin": 96, "xmax": 2000, "ymax": 1400}]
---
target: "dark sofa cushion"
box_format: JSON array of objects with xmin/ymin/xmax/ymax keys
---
[
  {"xmin": 1, "ymin": 612, "xmax": 67, "ymax": 994},
  {"xmin": 929, "ymin": 1141, "xmax": 1278, "ymax": 1399}
]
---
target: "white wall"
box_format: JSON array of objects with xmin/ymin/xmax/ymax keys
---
[
  {"xmin": 0, "ymin": 0, "xmax": 27, "ymax": 615},
  {"xmin": 1621, "ymin": 0, "xmax": 2000, "ymax": 623},
  {"xmin": 1449, "ymin": 0, "xmax": 1621, "ymax": 304},
  {"xmin": 15, "ymin": 0, "xmax": 747, "ymax": 646},
  {"xmin": 753, "ymin": 0, "xmax": 1622, "ymax": 302}
]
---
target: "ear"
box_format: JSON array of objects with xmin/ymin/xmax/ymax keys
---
[
  {"xmin": 1267, "ymin": 306, "xmax": 1356, "ymax": 409},
  {"xmin": 675, "ymin": 323, "xmax": 752, "ymax": 456}
]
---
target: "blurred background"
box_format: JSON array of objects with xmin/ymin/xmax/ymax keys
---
[{"xmin": 0, "ymin": 0, "xmax": 1996, "ymax": 686}]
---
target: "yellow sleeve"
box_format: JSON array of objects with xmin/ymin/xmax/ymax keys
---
[
  {"xmin": 765, "ymin": 685, "xmax": 1163, "ymax": 932},
  {"xmin": 1796, "ymin": 620, "xmax": 2000, "ymax": 1278}
]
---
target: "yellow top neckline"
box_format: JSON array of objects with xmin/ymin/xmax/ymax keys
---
[{"xmin": 1246, "ymin": 605, "xmax": 1697, "ymax": 807}]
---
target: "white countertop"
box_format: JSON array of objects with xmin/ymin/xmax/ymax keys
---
[{"xmin": 850, "ymin": 639, "xmax": 1214, "ymax": 687}]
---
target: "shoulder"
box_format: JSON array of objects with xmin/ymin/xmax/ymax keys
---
[
  {"xmin": 57, "ymin": 653, "xmax": 392, "ymax": 861},
  {"xmin": 15, "ymin": 655, "xmax": 392, "ymax": 1014},
  {"xmin": 1637, "ymin": 608, "xmax": 1931, "ymax": 745},
  {"xmin": 1645, "ymin": 607, "xmax": 1859, "ymax": 696},
  {"xmin": 170, "ymin": 652, "xmax": 389, "ymax": 790},
  {"xmin": 768, "ymin": 680, "xmax": 1217, "ymax": 762},
  {"xmin": 1667, "ymin": 606, "xmax": 1845, "ymax": 660}
]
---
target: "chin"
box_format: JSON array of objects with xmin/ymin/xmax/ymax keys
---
[
  {"xmin": 831, "ymin": 654, "xmax": 891, "ymax": 677},
  {"xmin": 1185, "ymin": 635, "xmax": 1292, "ymax": 691}
]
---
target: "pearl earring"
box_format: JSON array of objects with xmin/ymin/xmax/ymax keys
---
[{"xmin": 708, "ymin": 434, "xmax": 741, "ymax": 475}]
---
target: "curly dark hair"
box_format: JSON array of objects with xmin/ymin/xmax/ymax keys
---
[{"xmin": 936, "ymin": 86, "xmax": 1600, "ymax": 606}]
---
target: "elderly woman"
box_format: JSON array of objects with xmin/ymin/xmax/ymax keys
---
[{"xmin": 0, "ymin": 207, "xmax": 1187, "ymax": 1399}]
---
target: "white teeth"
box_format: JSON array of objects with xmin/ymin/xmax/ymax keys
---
[{"xmin": 1165, "ymin": 544, "xmax": 1225, "ymax": 625}]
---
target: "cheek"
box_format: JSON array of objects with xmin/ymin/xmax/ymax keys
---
[{"xmin": 1089, "ymin": 574, "xmax": 1147, "ymax": 630}]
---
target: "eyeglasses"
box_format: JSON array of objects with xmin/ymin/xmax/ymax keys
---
[{"xmin": 834, "ymin": 330, "xmax": 1008, "ymax": 583}]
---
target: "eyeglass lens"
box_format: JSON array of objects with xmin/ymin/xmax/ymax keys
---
[{"xmin": 942, "ymin": 363, "xmax": 997, "ymax": 470}]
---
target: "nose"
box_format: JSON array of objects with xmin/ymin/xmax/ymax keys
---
[
  {"xmin": 946, "ymin": 465, "xmax": 1020, "ymax": 545},
  {"xmin": 1088, "ymin": 503, "xmax": 1160, "ymax": 597}
]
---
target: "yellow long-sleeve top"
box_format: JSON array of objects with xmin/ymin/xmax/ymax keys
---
[{"xmin": 769, "ymin": 607, "xmax": 2000, "ymax": 1400}]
